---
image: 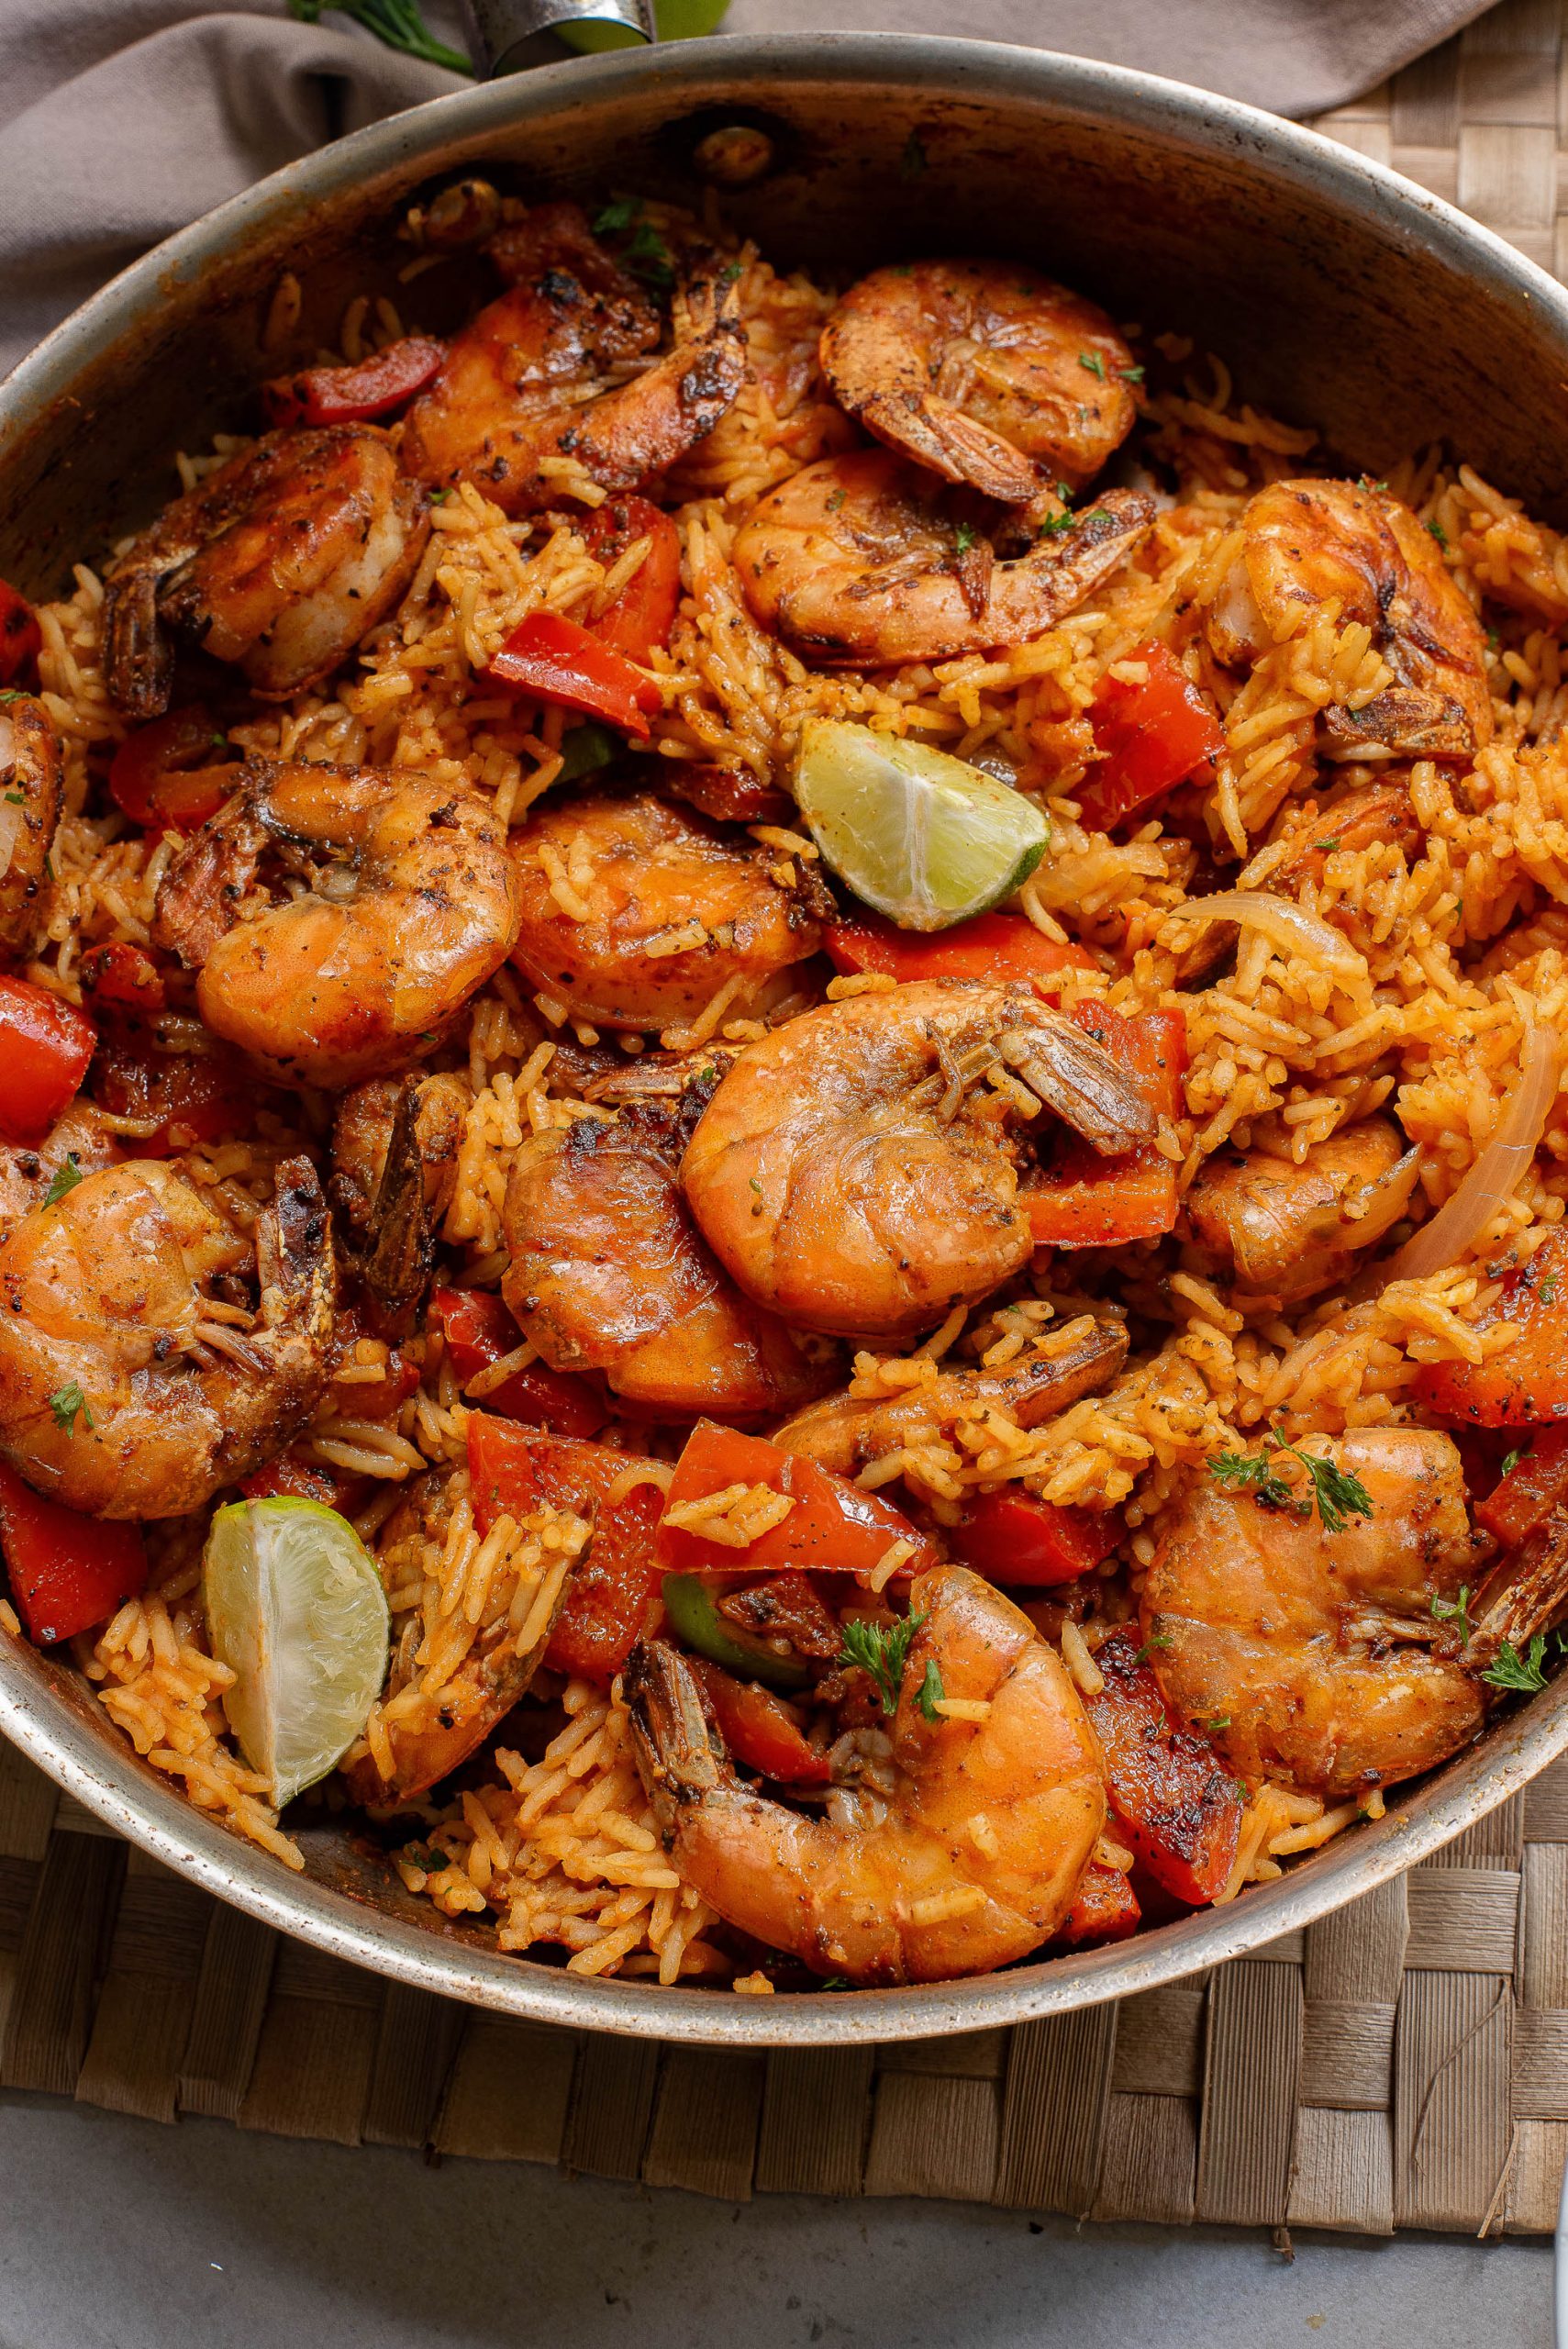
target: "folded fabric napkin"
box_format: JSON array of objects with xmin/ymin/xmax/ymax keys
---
[{"xmin": 0, "ymin": 0, "xmax": 1496, "ymax": 376}]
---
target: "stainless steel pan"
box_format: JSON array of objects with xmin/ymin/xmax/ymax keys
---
[{"xmin": 3, "ymin": 36, "xmax": 1564, "ymax": 2046}]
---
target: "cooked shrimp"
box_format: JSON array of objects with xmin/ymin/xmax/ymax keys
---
[
  {"xmin": 773, "ymin": 1318, "xmax": 1129, "ymax": 1475},
  {"xmin": 0, "ymin": 1155, "xmax": 334, "ymax": 1519},
  {"xmin": 820, "ymin": 261, "xmax": 1139, "ymax": 502},
  {"xmin": 1184, "ymin": 1117, "xmax": 1421, "ymax": 1304},
  {"xmin": 153, "ymin": 760, "xmax": 522, "ymax": 1087},
  {"xmin": 1269, "ymin": 774, "xmax": 1425, "ymax": 891},
  {"xmin": 1204, "ymin": 479, "xmax": 1492, "ymax": 759},
  {"xmin": 0, "ymin": 1103, "xmax": 121, "ymax": 1233},
  {"xmin": 0, "ymin": 696, "xmax": 62, "ymax": 950},
  {"xmin": 507, "ymin": 787, "xmax": 829, "ymax": 1032},
  {"xmin": 627, "ymin": 1563, "xmax": 1106, "ymax": 1983},
  {"xmin": 734, "ymin": 451, "xmax": 1153, "ymax": 666},
  {"xmin": 682, "ymin": 981, "xmax": 1157, "ymax": 1341},
  {"xmin": 1142, "ymin": 1429, "xmax": 1507, "ymax": 1800},
  {"xmin": 503, "ymin": 1097, "xmax": 834, "ymax": 1417},
  {"xmin": 331, "ymin": 1071, "xmax": 469, "ymax": 1323},
  {"xmin": 401, "ymin": 203, "xmax": 745, "ymax": 513},
  {"xmin": 103, "ymin": 426, "xmax": 429, "ymax": 720}
]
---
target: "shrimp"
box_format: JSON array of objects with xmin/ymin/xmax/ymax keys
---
[
  {"xmin": 681, "ymin": 980, "xmax": 1156, "ymax": 1341},
  {"xmin": 503, "ymin": 1095, "xmax": 834, "ymax": 1417},
  {"xmin": 819, "ymin": 260, "xmax": 1139, "ymax": 502},
  {"xmin": 0, "ymin": 696, "xmax": 62, "ymax": 951},
  {"xmin": 733, "ymin": 451, "xmax": 1153, "ymax": 666},
  {"xmin": 0, "ymin": 1155, "xmax": 334, "ymax": 1519},
  {"xmin": 1204, "ymin": 479, "xmax": 1493, "ymax": 759},
  {"xmin": 153, "ymin": 760, "xmax": 522, "ymax": 1088},
  {"xmin": 400, "ymin": 203, "xmax": 745, "ymax": 514},
  {"xmin": 1141, "ymin": 1429, "xmax": 1512, "ymax": 1801},
  {"xmin": 0, "ymin": 1103, "xmax": 121, "ymax": 1233},
  {"xmin": 772, "ymin": 1318, "xmax": 1129, "ymax": 1475},
  {"xmin": 331, "ymin": 1071, "xmax": 469, "ymax": 1324},
  {"xmin": 103, "ymin": 426, "xmax": 429, "ymax": 720},
  {"xmin": 626, "ymin": 1564, "xmax": 1106, "ymax": 1983},
  {"xmin": 507, "ymin": 787, "xmax": 830, "ymax": 1032},
  {"xmin": 1184, "ymin": 1117, "xmax": 1421, "ymax": 1304}
]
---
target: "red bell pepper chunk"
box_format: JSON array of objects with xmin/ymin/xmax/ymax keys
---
[
  {"xmin": 0, "ymin": 1459, "xmax": 147, "ymax": 1645},
  {"xmin": 488, "ymin": 611, "xmax": 662, "ymax": 739},
  {"xmin": 1079, "ymin": 1629, "xmax": 1242, "ymax": 1906},
  {"xmin": 656, "ymin": 1420, "xmax": 935, "ymax": 1582},
  {"xmin": 826, "ymin": 910, "xmax": 1097, "ymax": 990},
  {"xmin": 687, "ymin": 1656, "xmax": 832, "ymax": 1785},
  {"xmin": 108, "ymin": 706, "xmax": 239, "ymax": 833},
  {"xmin": 1417, "ymin": 1227, "xmax": 1568, "ymax": 1430},
  {"xmin": 91, "ymin": 1033, "xmax": 250, "ymax": 1158},
  {"xmin": 261, "ymin": 336, "xmax": 447, "ymax": 429},
  {"xmin": 0, "ymin": 578, "xmax": 41, "ymax": 688},
  {"xmin": 1055, "ymin": 1860, "xmax": 1141, "ymax": 1948},
  {"xmin": 580, "ymin": 495, "xmax": 683, "ymax": 663},
  {"xmin": 950, "ymin": 1486, "xmax": 1122, "ymax": 1586},
  {"xmin": 1078, "ymin": 640, "xmax": 1223, "ymax": 833},
  {"xmin": 1022, "ymin": 1001, "xmax": 1187, "ymax": 1249},
  {"xmin": 467, "ymin": 1414, "xmax": 664, "ymax": 1682},
  {"xmin": 77, "ymin": 941, "xmax": 168, "ymax": 1017},
  {"xmin": 0, "ymin": 975, "xmax": 95, "ymax": 1148},
  {"xmin": 428, "ymin": 1286, "xmax": 606, "ymax": 1439},
  {"xmin": 1477, "ymin": 1424, "xmax": 1568, "ymax": 1546}
]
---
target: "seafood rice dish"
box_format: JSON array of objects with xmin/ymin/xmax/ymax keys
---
[{"xmin": 4, "ymin": 174, "xmax": 1568, "ymax": 1994}]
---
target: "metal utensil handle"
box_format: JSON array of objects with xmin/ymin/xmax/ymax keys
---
[{"xmin": 464, "ymin": 0, "xmax": 655, "ymax": 75}]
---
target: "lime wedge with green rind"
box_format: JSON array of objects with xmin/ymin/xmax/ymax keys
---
[
  {"xmin": 203, "ymin": 1497, "xmax": 390, "ymax": 1809},
  {"xmin": 794, "ymin": 718, "xmax": 1051, "ymax": 931}
]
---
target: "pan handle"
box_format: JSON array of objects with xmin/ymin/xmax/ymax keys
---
[{"xmin": 462, "ymin": 0, "xmax": 656, "ymax": 74}]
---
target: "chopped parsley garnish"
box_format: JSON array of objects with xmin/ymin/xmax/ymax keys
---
[
  {"xmin": 1430, "ymin": 1585, "xmax": 1472, "ymax": 1646},
  {"xmin": 1207, "ymin": 1715, "xmax": 1231, "ymax": 1731},
  {"xmin": 900, "ymin": 131, "xmax": 928, "ymax": 178},
  {"xmin": 3, "ymin": 790, "xmax": 22, "ymax": 807},
  {"xmin": 1118, "ymin": 364, "xmax": 1146, "ymax": 384},
  {"xmin": 285, "ymin": 0, "xmax": 473, "ymax": 73},
  {"xmin": 1482, "ymin": 1635, "xmax": 1550, "ymax": 1696},
  {"xmin": 41, "ymin": 1153, "xmax": 83, "ymax": 1208},
  {"xmin": 1427, "ymin": 519, "xmax": 1449, "ymax": 549},
  {"xmin": 428, "ymin": 488, "xmax": 450, "ymax": 506},
  {"xmin": 916, "ymin": 1659, "xmax": 945, "ymax": 1722},
  {"xmin": 48, "ymin": 1381, "xmax": 94, "ymax": 1435},
  {"xmin": 1079, "ymin": 351, "xmax": 1106, "ymax": 382},
  {"xmin": 1132, "ymin": 1633, "xmax": 1172, "ymax": 1666},
  {"xmin": 839, "ymin": 1610, "xmax": 927, "ymax": 1716},
  {"xmin": 1317, "ymin": 836, "xmax": 1340, "ymax": 853},
  {"xmin": 1500, "ymin": 1441, "xmax": 1533, "ymax": 1479},
  {"xmin": 1207, "ymin": 1425, "xmax": 1375, "ymax": 1534},
  {"xmin": 953, "ymin": 521, "xmax": 978, "ymax": 557},
  {"xmin": 1037, "ymin": 509, "xmax": 1074, "ymax": 539},
  {"xmin": 593, "ymin": 197, "xmax": 639, "ymax": 236}
]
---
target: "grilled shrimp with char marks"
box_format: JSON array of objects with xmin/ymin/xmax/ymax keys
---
[
  {"xmin": 819, "ymin": 260, "xmax": 1139, "ymax": 502},
  {"xmin": 627, "ymin": 1563, "xmax": 1106, "ymax": 1984},
  {"xmin": 0, "ymin": 1156, "xmax": 334, "ymax": 1520},
  {"xmin": 681, "ymin": 980, "xmax": 1156, "ymax": 1341},
  {"xmin": 103, "ymin": 426, "xmax": 429, "ymax": 720},
  {"xmin": 0, "ymin": 696, "xmax": 63, "ymax": 951},
  {"xmin": 154, "ymin": 760, "xmax": 522, "ymax": 1088},
  {"xmin": 734, "ymin": 451, "xmax": 1153, "ymax": 666},
  {"xmin": 331, "ymin": 1071, "xmax": 470, "ymax": 1326}
]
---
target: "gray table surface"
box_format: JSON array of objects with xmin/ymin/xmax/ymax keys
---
[{"xmin": 0, "ymin": 2087, "xmax": 1550, "ymax": 2349}]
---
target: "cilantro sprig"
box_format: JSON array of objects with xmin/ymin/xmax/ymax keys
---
[
  {"xmin": 1207, "ymin": 1425, "xmax": 1374, "ymax": 1534},
  {"xmin": 1482, "ymin": 1636, "xmax": 1551, "ymax": 1697},
  {"xmin": 41, "ymin": 1153, "xmax": 83, "ymax": 1209},
  {"xmin": 48, "ymin": 1381, "xmax": 94, "ymax": 1436},
  {"xmin": 839, "ymin": 1610, "xmax": 927, "ymax": 1717}
]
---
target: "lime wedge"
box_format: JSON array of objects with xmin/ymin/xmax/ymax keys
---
[
  {"xmin": 203, "ymin": 1497, "xmax": 390, "ymax": 1809},
  {"xmin": 794, "ymin": 719, "xmax": 1050, "ymax": 931}
]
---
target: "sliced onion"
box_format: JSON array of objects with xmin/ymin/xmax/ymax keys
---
[
  {"xmin": 1381, "ymin": 1020, "xmax": 1562, "ymax": 1286},
  {"xmin": 1164, "ymin": 891, "xmax": 1366, "ymax": 983}
]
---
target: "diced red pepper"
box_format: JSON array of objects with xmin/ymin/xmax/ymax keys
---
[
  {"xmin": 580, "ymin": 495, "xmax": 683, "ymax": 663},
  {"xmin": 0, "ymin": 578, "xmax": 41, "ymax": 688},
  {"xmin": 0, "ymin": 975, "xmax": 95, "ymax": 1148},
  {"xmin": 90, "ymin": 1032, "xmax": 250, "ymax": 1157},
  {"xmin": 656, "ymin": 1420, "xmax": 935, "ymax": 1582},
  {"xmin": 1079, "ymin": 641, "xmax": 1224, "ymax": 832},
  {"xmin": 77, "ymin": 941, "xmax": 167, "ymax": 1017},
  {"xmin": 108, "ymin": 706, "xmax": 239, "ymax": 834},
  {"xmin": 0, "ymin": 1459, "xmax": 147, "ymax": 1645},
  {"xmin": 826, "ymin": 910, "xmax": 1097, "ymax": 990},
  {"xmin": 488, "ymin": 611, "xmax": 662, "ymax": 739},
  {"xmin": 428, "ymin": 1286, "xmax": 606, "ymax": 1439},
  {"xmin": 467, "ymin": 1414, "xmax": 664, "ymax": 1682},
  {"xmin": 686, "ymin": 1656, "xmax": 832, "ymax": 1785},
  {"xmin": 1476, "ymin": 1424, "xmax": 1568, "ymax": 1547},
  {"xmin": 1021, "ymin": 1002, "xmax": 1187, "ymax": 1249},
  {"xmin": 261, "ymin": 336, "xmax": 447, "ymax": 429},
  {"xmin": 1417, "ymin": 1227, "xmax": 1568, "ymax": 1429},
  {"xmin": 950, "ymin": 1486, "xmax": 1122, "ymax": 1586},
  {"xmin": 1055, "ymin": 1861, "xmax": 1141, "ymax": 1948},
  {"xmin": 1080, "ymin": 1629, "xmax": 1243, "ymax": 1906},
  {"xmin": 238, "ymin": 1454, "xmax": 367, "ymax": 1513}
]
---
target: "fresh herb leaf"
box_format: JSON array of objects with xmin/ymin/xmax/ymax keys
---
[
  {"xmin": 622, "ymin": 217, "xmax": 674, "ymax": 290},
  {"xmin": 428, "ymin": 488, "xmax": 450, "ymax": 506},
  {"xmin": 953, "ymin": 521, "xmax": 978, "ymax": 557},
  {"xmin": 1500, "ymin": 1441, "xmax": 1533, "ymax": 1479},
  {"xmin": 285, "ymin": 0, "xmax": 473, "ymax": 74},
  {"xmin": 1207, "ymin": 1425, "xmax": 1374, "ymax": 1534},
  {"xmin": 1207, "ymin": 1715, "xmax": 1231, "ymax": 1731},
  {"xmin": 48, "ymin": 1381, "xmax": 94, "ymax": 1435},
  {"xmin": 1317, "ymin": 836, "xmax": 1340, "ymax": 853},
  {"xmin": 1118, "ymin": 363, "xmax": 1146, "ymax": 384},
  {"xmin": 916, "ymin": 1659, "xmax": 945, "ymax": 1722},
  {"xmin": 1036, "ymin": 509, "xmax": 1074, "ymax": 539},
  {"xmin": 1540, "ymin": 1280, "xmax": 1559, "ymax": 1306},
  {"xmin": 42, "ymin": 1153, "xmax": 83, "ymax": 1208},
  {"xmin": 899, "ymin": 131, "xmax": 928, "ymax": 179},
  {"xmin": 1482, "ymin": 1635, "xmax": 1551, "ymax": 1696},
  {"xmin": 1427, "ymin": 518, "xmax": 1449, "ymax": 550},
  {"xmin": 1430, "ymin": 1585, "xmax": 1472, "ymax": 1646},
  {"xmin": 593, "ymin": 196, "xmax": 639, "ymax": 236},
  {"xmin": 1132, "ymin": 1633, "xmax": 1172, "ymax": 1666},
  {"xmin": 1079, "ymin": 351, "xmax": 1106, "ymax": 382},
  {"xmin": 839, "ymin": 1610, "xmax": 927, "ymax": 1716},
  {"xmin": 3, "ymin": 790, "xmax": 22, "ymax": 807}
]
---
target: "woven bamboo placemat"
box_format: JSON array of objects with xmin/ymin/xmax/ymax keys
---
[{"xmin": 6, "ymin": 0, "xmax": 1568, "ymax": 2236}]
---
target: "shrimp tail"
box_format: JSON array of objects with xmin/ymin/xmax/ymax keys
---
[
  {"xmin": 360, "ymin": 1077, "xmax": 439, "ymax": 1327},
  {"xmin": 999, "ymin": 1012, "xmax": 1159, "ymax": 1154},
  {"xmin": 862, "ymin": 390, "xmax": 1040, "ymax": 506},
  {"xmin": 255, "ymin": 1157, "xmax": 336, "ymax": 1354},
  {"xmin": 1470, "ymin": 1505, "xmax": 1568, "ymax": 1671},
  {"xmin": 103, "ymin": 565, "xmax": 175, "ymax": 722},
  {"xmin": 624, "ymin": 1639, "xmax": 728, "ymax": 1830}
]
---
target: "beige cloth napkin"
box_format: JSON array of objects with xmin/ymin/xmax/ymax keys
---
[{"xmin": 0, "ymin": 0, "xmax": 1496, "ymax": 377}]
